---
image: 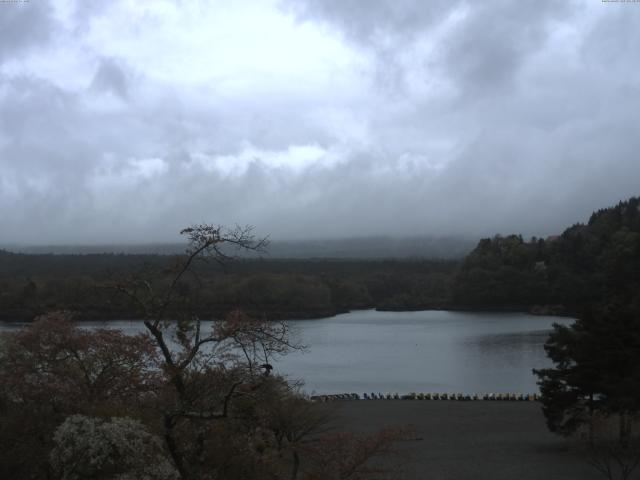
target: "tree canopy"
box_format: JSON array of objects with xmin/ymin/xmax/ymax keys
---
[
  {"xmin": 454, "ymin": 196, "xmax": 640, "ymax": 313},
  {"xmin": 528, "ymin": 198, "xmax": 640, "ymax": 445}
]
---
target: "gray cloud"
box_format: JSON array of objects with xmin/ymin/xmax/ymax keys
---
[
  {"xmin": 439, "ymin": 1, "xmax": 571, "ymax": 94},
  {"xmin": 0, "ymin": 0, "xmax": 639, "ymax": 245},
  {"xmin": 0, "ymin": 1, "xmax": 56, "ymax": 63},
  {"xmin": 90, "ymin": 58, "xmax": 130, "ymax": 99},
  {"xmin": 283, "ymin": 0, "xmax": 461, "ymax": 44}
]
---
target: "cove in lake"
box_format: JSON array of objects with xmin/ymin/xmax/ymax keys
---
[{"xmin": 0, "ymin": 310, "xmax": 573, "ymax": 395}]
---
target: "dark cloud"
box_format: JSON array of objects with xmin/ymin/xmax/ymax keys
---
[
  {"xmin": 283, "ymin": 0, "xmax": 577, "ymax": 95},
  {"xmin": 0, "ymin": 0, "xmax": 638, "ymax": 245},
  {"xmin": 90, "ymin": 58, "xmax": 130, "ymax": 99},
  {"xmin": 283, "ymin": 0, "xmax": 461, "ymax": 44},
  {"xmin": 440, "ymin": 1, "xmax": 572, "ymax": 93}
]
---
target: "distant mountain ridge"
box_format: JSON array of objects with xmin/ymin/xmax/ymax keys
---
[{"xmin": 3, "ymin": 236, "xmax": 476, "ymax": 259}]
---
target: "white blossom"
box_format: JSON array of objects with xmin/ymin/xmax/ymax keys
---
[{"xmin": 50, "ymin": 415, "xmax": 180, "ymax": 480}]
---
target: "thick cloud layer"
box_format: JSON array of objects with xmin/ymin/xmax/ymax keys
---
[{"xmin": 1, "ymin": 0, "xmax": 639, "ymax": 244}]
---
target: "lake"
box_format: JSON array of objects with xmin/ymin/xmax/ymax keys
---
[{"xmin": 0, "ymin": 310, "xmax": 573, "ymax": 395}]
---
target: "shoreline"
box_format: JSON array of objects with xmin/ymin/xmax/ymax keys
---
[
  {"xmin": 311, "ymin": 392, "xmax": 540, "ymax": 402},
  {"xmin": 0, "ymin": 303, "xmax": 575, "ymax": 324}
]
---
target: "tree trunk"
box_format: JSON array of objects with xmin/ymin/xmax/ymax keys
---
[
  {"xmin": 588, "ymin": 393, "xmax": 595, "ymax": 446},
  {"xmin": 164, "ymin": 414, "xmax": 188, "ymax": 479},
  {"xmin": 290, "ymin": 450, "xmax": 300, "ymax": 480},
  {"xmin": 619, "ymin": 412, "xmax": 630, "ymax": 448}
]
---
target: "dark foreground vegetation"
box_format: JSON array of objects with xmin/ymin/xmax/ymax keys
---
[
  {"xmin": 0, "ymin": 312, "xmax": 414, "ymax": 480},
  {"xmin": 528, "ymin": 198, "xmax": 640, "ymax": 479}
]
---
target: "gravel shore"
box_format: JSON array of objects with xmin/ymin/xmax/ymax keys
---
[{"xmin": 330, "ymin": 401, "xmax": 601, "ymax": 480}]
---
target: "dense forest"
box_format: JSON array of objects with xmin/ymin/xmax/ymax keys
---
[
  {"xmin": 1, "ymin": 196, "xmax": 639, "ymax": 321},
  {"xmin": 0, "ymin": 254, "xmax": 458, "ymax": 321},
  {"xmin": 453, "ymin": 196, "xmax": 640, "ymax": 315}
]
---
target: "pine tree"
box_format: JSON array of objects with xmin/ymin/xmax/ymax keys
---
[{"xmin": 534, "ymin": 301, "xmax": 640, "ymax": 443}]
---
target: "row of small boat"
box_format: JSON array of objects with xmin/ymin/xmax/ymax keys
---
[{"xmin": 310, "ymin": 392, "xmax": 540, "ymax": 402}]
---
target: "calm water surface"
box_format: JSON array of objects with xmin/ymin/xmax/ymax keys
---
[{"xmin": 0, "ymin": 310, "xmax": 573, "ymax": 395}]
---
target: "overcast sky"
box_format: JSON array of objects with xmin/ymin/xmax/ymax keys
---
[{"xmin": 1, "ymin": 0, "xmax": 639, "ymax": 244}]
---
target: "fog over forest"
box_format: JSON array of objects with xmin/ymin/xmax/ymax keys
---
[{"xmin": 2, "ymin": 0, "xmax": 639, "ymax": 244}]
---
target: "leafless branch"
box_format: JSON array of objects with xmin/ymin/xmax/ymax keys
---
[{"xmin": 588, "ymin": 439, "xmax": 640, "ymax": 480}]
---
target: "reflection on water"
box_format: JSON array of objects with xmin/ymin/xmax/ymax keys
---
[
  {"xmin": 0, "ymin": 310, "xmax": 573, "ymax": 395},
  {"xmin": 464, "ymin": 330, "xmax": 550, "ymax": 356}
]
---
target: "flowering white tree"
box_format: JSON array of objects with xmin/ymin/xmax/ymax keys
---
[{"xmin": 50, "ymin": 415, "xmax": 179, "ymax": 480}]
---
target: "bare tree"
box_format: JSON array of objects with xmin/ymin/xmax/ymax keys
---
[
  {"xmin": 110, "ymin": 224, "xmax": 302, "ymax": 478},
  {"xmin": 588, "ymin": 438, "xmax": 640, "ymax": 480},
  {"xmin": 99, "ymin": 224, "xmax": 415, "ymax": 480}
]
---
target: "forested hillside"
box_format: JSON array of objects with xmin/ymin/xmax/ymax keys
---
[
  {"xmin": 453, "ymin": 197, "xmax": 640, "ymax": 314},
  {"xmin": 1, "ymin": 197, "xmax": 638, "ymax": 321},
  {"xmin": 0, "ymin": 253, "xmax": 457, "ymax": 321}
]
